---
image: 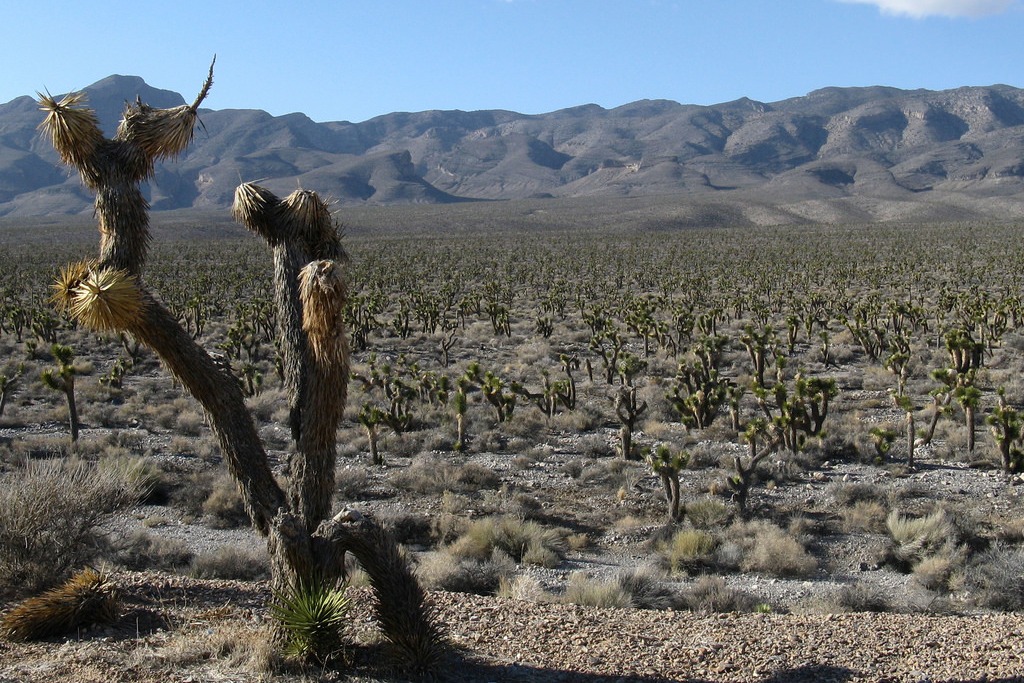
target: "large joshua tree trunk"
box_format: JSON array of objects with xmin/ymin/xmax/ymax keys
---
[{"xmin": 39, "ymin": 64, "xmax": 441, "ymax": 671}]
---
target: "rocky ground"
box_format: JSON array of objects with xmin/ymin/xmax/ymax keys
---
[
  {"xmin": 5, "ymin": 423, "xmax": 1024, "ymax": 682},
  {"xmin": 3, "ymin": 575, "xmax": 1024, "ymax": 682}
]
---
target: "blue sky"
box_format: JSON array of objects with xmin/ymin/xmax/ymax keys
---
[{"xmin": 3, "ymin": 0, "xmax": 1022, "ymax": 123}]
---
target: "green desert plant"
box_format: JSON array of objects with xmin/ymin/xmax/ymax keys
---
[
  {"xmin": 270, "ymin": 577, "xmax": 350, "ymax": 663},
  {"xmin": 662, "ymin": 529, "xmax": 717, "ymax": 574}
]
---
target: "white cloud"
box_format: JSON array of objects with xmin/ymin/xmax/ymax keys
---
[{"xmin": 840, "ymin": 0, "xmax": 1016, "ymax": 17}]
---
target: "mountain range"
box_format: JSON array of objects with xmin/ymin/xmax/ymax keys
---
[{"xmin": 2, "ymin": 75, "xmax": 1024, "ymax": 224}]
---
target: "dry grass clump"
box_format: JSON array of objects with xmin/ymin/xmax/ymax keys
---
[
  {"xmin": 966, "ymin": 545, "xmax": 1024, "ymax": 611},
  {"xmin": 416, "ymin": 548, "xmax": 515, "ymax": 595},
  {"xmin": 830, "ymin": 481, "xmax": 889, "ymax": 507},
  {"xmin": 885, "ymin": 508, "xmax": 959, "ymax": 571},
  {"xmin": 1, "ymin": 567, "xmax": 118, "ymax": 641},
  {"xmin": 97, "ymin": 452, "xmax": 169, "ymax": 504},
  {"xmin": 201, "ymin": 474, "xmax": 250, "ymax": 529},
  {"xmin": 138, "ymin": 616, "xmax": 277, "ymax": 675},
  {"xmin": 685, "ymin": 498, "xmax": 732, "ymax": 530},
  {"xmin": 377, "ymin": 511, "xmax": 434, "ymax": 547},
  {"xmin": 0, "ymin": 458, "xmax": 143, "ymax": 595},
  {"xmin": 562, "ymin": 572, "xmax": 631, "ymax": 608},
  {"xmin": 335, "ymin": 464, "xmax": 370, "ymax": 500},
  {"xmin": 681, "ymin": 576, "xmax": 762, "ymax": 613},
  {"xmin": 110, "ymin": 530, "xmax": 194, "ymax": 572},
  {"xmin": 390, "ymin": 456, "xmax": 500, "ymax": 494},
  {"xmin": 661, "ymin": 529, "xmax": 717, "ymax": 574},
  {"xmin": 614, "ymin": 566, "xmax": 683, "ymax": 610},
  {"xmin": 721, "ymin": 520, "xmax": 818, "ymax": 578},
  {"xmin": 800, "ymin": 582, "xmax": 892, "ymax": 614},
  {"xmin": 175, "ymin": 409, "xmax": 206, "ymax": 437},
  {"xmin": 496, "ymin": 574, "xmax": 548, "ymax": 602},
  {"xmin": 191, "ymin": 546, "xmax": 269, "ymax": 581},
  {"xmin": 840, "ymin": 500, "xmax": 889, "ymax": 533},
  {"xmin": 449, "ymin": 516, "xmax": 567, "ymax": 568}
]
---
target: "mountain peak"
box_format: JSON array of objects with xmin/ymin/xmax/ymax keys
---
[{"xmin": 77, "ymin": 76, "xmax": 187, "ymax": 135}]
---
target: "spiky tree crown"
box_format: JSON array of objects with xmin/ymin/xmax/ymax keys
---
[{"xmin": 51, "ymin": 261, "xmax": 144, "ymax": 332}]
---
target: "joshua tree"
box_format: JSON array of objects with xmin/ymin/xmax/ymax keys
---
[
  {"xmin": 614, "ymin": 385, "xmax": 647, "ymax": 460},
  {"xmin": 730, "ymin": 418, "xmax": 781, "ymax": 515},
  {"xmin": 647, "ymin": 444, "xmax": 688, "ymax": 523},
  {"xmin": 954, "ymin": 370, "xmax": 982, "ymax": 453},
  {"xmin": 38, "ymin": 67, "xmax": 441, "ymax": 670},
  {"xmin": 41, "ymin": 344, "xmax": 81, "ymax": 443},
  {"xmin": 891, "ymin": 391, "xmax": 917, "ymax": 469},
  {"xmin": 0, "ymin": 363, "xmax": 25, "ymax": 417},
  {"xmin": 452, "ymin": 381, "xmax": 469, "ymax": 451},
  {"xmin": 358, "ymin": 403, "xmax": 387, "ymax": 466},
  {"xmin": 987, "ymin": 388, "xmax": 1024, "ymax": 474}
]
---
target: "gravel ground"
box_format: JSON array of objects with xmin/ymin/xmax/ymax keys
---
[
  {"xmin": 427, "ymin": 590, "xmax": 1024, "ymax": 682},
  {"xmin": 3, "ymin": 577, "xmax": 1024, "ymax": 683}
]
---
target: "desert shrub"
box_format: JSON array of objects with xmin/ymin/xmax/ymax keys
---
[
  {"xmin": 824, "ymin": 583, "xmax": 892, "ymax": 613},
  {"xmin": 966, "ymin": 546, "xmax": 1024, "ymax": 611},
  {"xmin": 110, "ymin": 530, "xmax": 194, "ymax": 571},
  {"xmin": 561, "ymin": 459, "xmax": 585, "ymax": 479},
  {"xmin": 449, "ymin": 516, "xmax": 567, "ymax": 568},
  {"xmin": 97, "ymin": 453, "xmax": 170, "ymax": 505},
  {"xmin": 167, "ymin": 470, "xmax": 216, "ymax": 519},
  {"xmin": 191, "ymin": 546, "xmax": 269, "ymax": 581},
  {"xmin": 686, "ymin": 498, "xmax": 731, "ymax": 530},
  {"xmin": 335, "ymin": 465, "xmax": 370, "ymax": 500},
  {"xmin": 577, "ymin": 434, "xmax": 616, "ymax": 459},
  {"xmin": 562, "ymin": 572, "xmax": 631, "ymax": 608},
  {"xmin": 246, "ymin": 388, "xmax": 287, "ymax": 423},
  {"xmin": 416, "ymin": 548, "xmax": 514, "ymax": 595},
  {"xmin": 175, "ymin": 409, "xmax": 206, "ymax": 436},
  {"xmin": 456, "ymin": 462, "xmax": 503, "ymax": 489},
  {"xmin": 681, "ymin": 576, "xmax": 760, "ymax": 613},
  {"xmin": 913, "ymin": 550, "xmax": 967, "ymax": 594},
  {"xmin": 885, "ymin": 509, "xmax": 958, "ymax": 571},
  {"xmin": 0, "ymin": 458, "xmax": 143, "ymax": 596},
  {"xmin": 202, "ymin": 476, "xmax": 250, "ymax": 529},
  {"xmin": 390, "ymin": 456, "xmax": 500, "ymax": 494},
  {"xmin": 615, "ymin": 566, "xmax": 682, "ymax": 610},
  {"xmin": 831, "ymin": 482, "xmax": 889, "ymax": 508},
  {"xmin": 496, "ymin": 574, "xmax": 548, "ymax": 602},
  {"xmin": 995, "ymin": 517, "xmax": 1024, "ymax": 545},
  {"xmin": 840, "ymin": 500, "xmax": 888, "ymax": 534},
  {"xmin": 724, "ymin": 520, "xmax": 818, "ymax": 578},
  {"xmin": 379, "ymin": 511, "xmax": 434, "ymax": 547},
  {"xmin": 508, "ymin": 493, "xmax": 545, "ymax": 519},
  {"xmin": 685, "ymin": 443, "xmax": 720, "ymax": 470},
  {"xmin": 662, "ymin": 529, "xmax": 717, "ymax": 574}
]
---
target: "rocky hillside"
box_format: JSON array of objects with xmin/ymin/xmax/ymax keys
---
[{"xmin": 2, "ymin": 76, "xmax": 1024, "ymax": 222}]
